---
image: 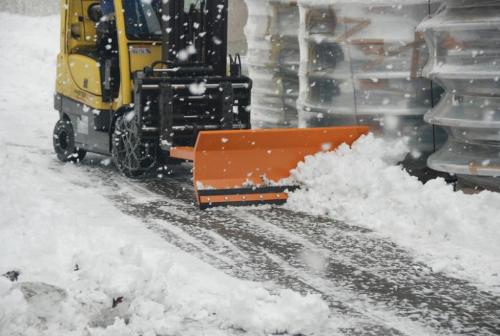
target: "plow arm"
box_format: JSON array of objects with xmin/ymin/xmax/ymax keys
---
[{"xmin": 171, "ymin": 126, "xmax": 369, "ymax": 209}]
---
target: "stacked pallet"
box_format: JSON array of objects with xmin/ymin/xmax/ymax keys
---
[
  {"xmin": 297, "ymin": 0, "xmax": 441, "ymax": 156},
  {"xmin": 244, "ymin": 0, "xmax": 300, "ymax": 127},
  {"xmin": 418, "ymin": 0, "xmax": 500, "ymax": 189}
]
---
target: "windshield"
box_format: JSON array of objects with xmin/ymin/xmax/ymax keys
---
[
  {"xmin": 184, "ymin": 0, "xmax": 202, "ymax": 11},
  {"xmin": 122, "ymin": 0, "xmax": 162, "ymax": 40}
]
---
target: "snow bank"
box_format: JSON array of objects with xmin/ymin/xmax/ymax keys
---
[
  {"xmin": 0, "ymin": 145, "xmax": 332, "ymax": 335},
  {"xmin": 0, "ymin": 0, "xmax": 58, "ymax": 16},
  {"xmin": 0, "ymin": 14, "xmax": 334, "ymax": 336},
  {"xmin": 286, "ymin": 134, "xmax": 500, "ymax": 291}
]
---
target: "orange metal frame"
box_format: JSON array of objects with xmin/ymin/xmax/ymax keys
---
[{"xmin": 171, "ymin": 126, "xmax": 369, "ymax": 208}]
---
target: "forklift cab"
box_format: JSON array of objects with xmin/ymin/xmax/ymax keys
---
[{"xmin": 56, "ymin": 0, "xmax": 233, "ymax": 108}]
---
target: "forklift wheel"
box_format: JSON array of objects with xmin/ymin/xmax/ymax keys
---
[
  {"xmin": 112, "ymin": 114, "xmax": 157, "ymax": 178},
  {"xmin": 53, "ymin": 119, "xmax": 86, "ymax": 163}
]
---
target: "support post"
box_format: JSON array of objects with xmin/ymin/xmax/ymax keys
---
[
  {"xmin": 159, "ymin": 83, "xmax": 174, "ymax": 150},
  {"xmin": 221, "ymin": 82, "xmax": 234, "ymax": 130}
]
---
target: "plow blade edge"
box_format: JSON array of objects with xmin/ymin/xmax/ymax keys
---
[{"xmin": 172, "ymin": 126, "xmax": 369, "ymax": 208}]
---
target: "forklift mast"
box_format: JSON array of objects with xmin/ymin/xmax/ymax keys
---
[
  {"xmin": 131, "ymin": 0, "xmax": 250, "ymax": 151},
  {"xmin": 161, "ymin": 0, "xmax": 228, "ymax": 76}
]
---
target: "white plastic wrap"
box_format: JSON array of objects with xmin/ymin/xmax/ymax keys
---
[
  {"xmin": 297, "ymin": 0, "xmax": 441, "ymax": 155},
  {"xmin": 419, "ymin": 0, "xmax": 500, "ymax": 185},
  {"xmin": 244, "ymin": 0, "xmax": 300, "ymax": 127}
]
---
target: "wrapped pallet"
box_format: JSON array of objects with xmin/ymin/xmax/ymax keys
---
[
  {"xmin": 418, "ymin": 0, "xmax": 500, "ymax": 189},
  {"xmin": 244, "ymin": 0, "xmax": 300, "ymax": 127},
  {"xmin": 297, "ymin": 0, "xmax": 442, "ymax": 158}
]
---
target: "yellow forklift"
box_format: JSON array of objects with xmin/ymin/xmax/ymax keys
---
[{"xmin": 53, "ymin": 0, "xmax": 367, "ymax": 208}]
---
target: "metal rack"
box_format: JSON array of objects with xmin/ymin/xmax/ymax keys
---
[
  {"xmin": 297, "ymin": 0, "xmax": 443, "ymax": 161},
  {"xmin": 419, "ymin": 0, "xmax": 500, "ymax": 189}
]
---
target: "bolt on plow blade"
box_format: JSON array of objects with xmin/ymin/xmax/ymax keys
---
[{"xmin": 173, "ymin": 126, "xmax": 369, "ymax": 209}]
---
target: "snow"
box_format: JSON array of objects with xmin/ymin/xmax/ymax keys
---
[
  {"xmin": 1, "ymin": 8, "xmax": 500, "ymax": 335},
  {"xmin": 0, "ymin": 13, "xmax": 335, "ymax": 336},
  {"xmin": 0, "ymin": 0, "xmax": 58, "ymax": 16},
  {"xmin": 286, "ymin": 133, "xmax": 500, "ymax": 292}
]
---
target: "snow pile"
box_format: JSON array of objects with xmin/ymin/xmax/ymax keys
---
[
  {"xmin": 0, "ymin": 0, "xmax": 58, "ymax": 16},
  {"xmin": 0, "ymin": 14, "xmax": 334, "ymax": 336},
  {"xmin": 286, "ymin": 134, "xmax": 500, "ymax": 290},
  {"xmin": 0, "ymin": 134, "xmax": 332, "ymax": 336}
]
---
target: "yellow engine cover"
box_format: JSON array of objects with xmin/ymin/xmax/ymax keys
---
[{"xmin": 68, "ymin": 54, "xmax": 102, "ymax": 97}]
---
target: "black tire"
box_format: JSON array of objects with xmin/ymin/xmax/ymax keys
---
[
  {"xmin": 112, "ymin": 113, "xmax": 157, "ymax": 178},
  {"xmin": 53, "ymin": 119, "xmax": 86, "ymax": 162}
]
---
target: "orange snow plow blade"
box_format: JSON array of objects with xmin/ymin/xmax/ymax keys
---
[{"xmin": 171, "ymin": 126, "xmax": 369, "ymax": 209}]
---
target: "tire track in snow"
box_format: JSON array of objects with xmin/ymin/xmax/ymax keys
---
[
  {"xmin": 76, "ymin": 161, "xmax": 406, "ymax": 335},
  {"xmin": 240, "ymin": 208, "xmax": 500, "ymax": 335},
  {"xmin": 131, "ymin": 205, "xmax": 407, "ymax": 335},
  {"xmin": 61, "ymin": 158, "xmax": 500, "ymax": 335}
]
